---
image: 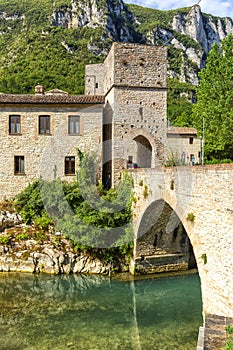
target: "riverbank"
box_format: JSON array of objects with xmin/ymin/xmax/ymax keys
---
[{"xmin": 0, "ymin": 210, "xmax": 128, "ymax": 275}]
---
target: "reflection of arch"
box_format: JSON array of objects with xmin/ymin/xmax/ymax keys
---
[{"xmin": 134, "ymin": 199, "xmax": 197, "ymax": 274}]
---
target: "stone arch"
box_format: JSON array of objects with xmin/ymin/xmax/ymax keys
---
[
  {"xmin": 133, "ymin": 199, "xmax": 197, "ymax": 274},
  {"xmin": 127, "ymin": 135, "xmax": 152, "ymax": 168},
  {"xmin": 126, "ymin": 129, "xmax": 164, "ymax": 167}
]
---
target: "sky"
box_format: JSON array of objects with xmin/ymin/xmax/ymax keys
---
[{"xmin": 125, "ymin": 0, "xmax": 233, "ymax": 19}]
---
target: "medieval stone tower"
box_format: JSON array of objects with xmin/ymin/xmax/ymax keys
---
[{"xmin": 85, "ymin": 43, "xmax": 167, "ymax": 185}]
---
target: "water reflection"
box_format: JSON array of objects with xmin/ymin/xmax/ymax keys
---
[{"xmin": 0, "ymin": 273, "xmax": 202, "ymax": 350}]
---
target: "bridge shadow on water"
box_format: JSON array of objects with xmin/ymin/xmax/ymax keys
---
[{"xmin": 0, "ymin": 271, "xmax": 202, "ymax": 350}]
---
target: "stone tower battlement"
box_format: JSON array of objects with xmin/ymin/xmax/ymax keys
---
[{"xmin": 85, "ymin": 42, "xmax": 167, "ymax": 96}]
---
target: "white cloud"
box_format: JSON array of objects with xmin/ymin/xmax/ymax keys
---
[{"xmin": 125, "ymin": 0, "xmax": 233, "ymax": 18}]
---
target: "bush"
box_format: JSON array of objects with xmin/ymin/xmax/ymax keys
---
[
  {"xmin": 222, "ymin": 326, "xmax": 233, "ymax": 350},
  {"xmin": 15, "ymin": 233, "xmax": 30, "ymax": 241},
  {"xmin": 186, "ymin": 212, "xmax": 195, "ymax": 222},
  {"xmin": 0, "ymin": 235, "xmax": 10, "ymax": 244},
  {"xmin": 13, "ymin": 151, "xmax": 134, "ymax": 250}
]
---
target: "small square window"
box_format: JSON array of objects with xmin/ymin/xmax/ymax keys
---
[
  {"xmin": 39, "ymin": 116, "xmax": 50, "ymax": 134},
  {"xmin": 65, "ymin": 156, "xmax": 75, "ymax": 175},
  {"xmin": 9, "ymin": 115, "xmax": 21, "ymax": 134},
  {"xmin": 189, "ymin": 137, "xmax": 194, "ymax": 144},
  {"xmin": 14, "ymin": 156, "xmax": 25, "ymax": 174},
  {"xmin": 68, "ymin": 116, "xmax": 80, "ymax": 135}
]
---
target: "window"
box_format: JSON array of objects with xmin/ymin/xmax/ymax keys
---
[
  {"xmin": 14, "ymin": 156, "xmax": 25, "ymax": 174},
  {"xmin": 9, "ymin": 115, "xmax": 21, "ymax": 134},
  {"xmin": 39, "ymin": 116, "xmax": 50, "ymax": 134},
  {"xmin": 189, "ymin": 137, "xmax": 194, "ymax": 144},
  {"xmin": 68, "ymin": 116, "xmax": 80, "ymax": 135},
  {"xmin": 65, "ymin": 156, "xmax": 75, "ymax": 175}
]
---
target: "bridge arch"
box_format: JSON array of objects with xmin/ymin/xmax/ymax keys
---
[
  {"xmin": 130, "ymin": 165, "xmax": 233, "ymax": 348},
  {"xmin": 133, "ymin": 198, "xmax": 197, "ymax": 274}
]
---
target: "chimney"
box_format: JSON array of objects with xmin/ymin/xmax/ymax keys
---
[{"xmin": 35, "ymin": 83, "xmax": 44, "ymax": 95}]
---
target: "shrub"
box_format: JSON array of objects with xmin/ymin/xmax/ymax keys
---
[
  {"xmin": 186, "ymin": 212, "xmax": 195, "ymax": 222},
  {"xmin": 138, "ymin": 179, "xmax": 143, "ymax": 186},
  {"xmin": 201, "ymin": 253, "xmax": 207, "ymax": 265},
  {"xmin": 222, "ymin": 326, "xmax": 233, "ymax": 350},
  {"xmin": 0, "ymin": 235, "xmax": 10, "ymax": 244},
  {"xmin": 143, "ymin": 185, "xmax": 149, "ymax": 199},
  {"xmin": 15, "ymin": 233, "xmax": 30, "ymax": 241}
]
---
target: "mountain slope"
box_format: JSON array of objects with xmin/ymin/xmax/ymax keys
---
[{"xmin": 0, "ymin": 0, "xmax": 232, "ymax": 95}]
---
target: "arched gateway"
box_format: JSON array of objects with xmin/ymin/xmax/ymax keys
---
[{"xmin": 129, "ymin": 164, "xmax": 233, "ymax": 349}]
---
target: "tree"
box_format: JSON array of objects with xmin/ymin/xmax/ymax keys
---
[{"xmin": 192, "ymin": 34, "xmax": 233, "ymax": 161}]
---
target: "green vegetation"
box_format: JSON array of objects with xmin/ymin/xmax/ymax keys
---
[
  {"xmin": 222, "ymin": 326, "xmax": 233, "ymax": 350},
  {"xmin": 186, "ymin": 212, "xmax": 195, "ymax": 223},
  {"xmin": 192, "ymin": 34, "xmax": 233, "ymax": 162},
  {"xmin": 143, "ymin": 185, "xmax": 149, "ymax": 199},
  {"xmin": 0, "ymin": 0, "xmax": 203, "ymax": 96},
  {"xmin": 167, "ymin": 78, "xmax": 196, "ymax": 126},
  {"xmin": 201, "ymin": 253, "xmax": 207, "ymax": 264},
  {"xmin": 0, "ymin": 0, "xmax": 110, "ymax": 94},
  {"xmin": 126, "ymin": 3, "xmax": 192, "ymax": 33},
  {"xmin": 13, "ymin": 150, "xmax": 133, "ymax": 255},
  {"xmin": 15, "ymin": 232, "xmax": 30, "ymax": 240},
  {"xmin": 0, "ymin": 235, "xmax": 10, "ymax": 244}
]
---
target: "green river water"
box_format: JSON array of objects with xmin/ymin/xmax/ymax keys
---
[{"xmin": 0, "ymin": 272, "xmax": 202, "ymax": 350}]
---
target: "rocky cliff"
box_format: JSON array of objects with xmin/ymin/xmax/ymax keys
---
[
  {"xmin": 51, "ymin": 0, "xmax": 141, "ymax": 42},
  {"xmin": 50, "ymin": 1, "xmax": 233, "ymax": 84}
]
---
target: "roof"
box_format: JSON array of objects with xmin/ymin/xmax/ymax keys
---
[
  {"xmin": 0, "ymin": 93, "xmax": 105, "ymax": 105},
  {"xmin": 45, "ymin": 88, "xmax": 69, "ymax": 95},
  {"xmin": 167, "ymin": 127, "xmax": 197, "ymax": 135}
]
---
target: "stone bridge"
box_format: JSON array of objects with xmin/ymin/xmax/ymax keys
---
[{"xmin": 129, "ymin": 164, "xmax": 233, "ymax": 348}]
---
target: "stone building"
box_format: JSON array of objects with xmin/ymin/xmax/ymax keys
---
[
  {"xmin": 0, "ymin": 42, "xmax": 200, "ymax": 200},
  {"xmin": 167, "ymin": 126, "xmax": 200, "ymax": 165}
]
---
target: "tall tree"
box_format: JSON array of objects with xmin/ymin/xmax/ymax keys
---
[{"xmin": 192, "ymin": 34, "xmax": 233, "ymax": 161}]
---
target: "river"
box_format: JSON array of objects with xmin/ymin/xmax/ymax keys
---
[{"xmin": 0, "ymin": 271, "xmax": 202, "ymax": 350}]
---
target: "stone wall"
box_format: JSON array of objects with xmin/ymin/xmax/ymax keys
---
[
  {"xmin": 167, "ymin": 133, "xmax": 201, "ymax": 165},
  {"xmin": 197, "ymin": 314, "xmax": 233, "ymax": 350},
  {"xmin": 85, "ymin": 63, "xmax": 105, "ymax": 95},
  {"xmin": 109, "ymin": 43, "xmax": 167, "ymax": 88},
  {"xmin": 0, "ymin": 104, "xmax": 103, "ymax": 200}
]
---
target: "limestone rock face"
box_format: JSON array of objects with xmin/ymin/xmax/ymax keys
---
[
  {"xmin": 52, "ymin": 0, "xmax": 137, "ymax": 42},
  {"xmin": 152, "ymin": 5, "xmax": 233, "ymax": 83},
  {"xmin": 0, "ymin": 241, "xmax": 110, "ymax": 275},
  {"xmin": 0, "ymin": 211, "xmax": 22, "ymax": 231},
  {"xmin": 0, "ymin": 210, "xmax": 113, "ymax": 275},
  {"xmin": 172, "ymin": 6, "xmax": 208, "ymax": 53}
]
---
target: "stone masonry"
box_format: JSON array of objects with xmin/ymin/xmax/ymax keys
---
[{"xmin": 129, "ymin": 164, "xmax": 233, "ymax": 348}]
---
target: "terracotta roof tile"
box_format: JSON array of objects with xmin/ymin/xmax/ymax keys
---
[
  {"xmin": 167, "ymin": 126, "xmax": 197, "ymax": 135},
  {"xmin": 0, "ymin": 94, "xmax": 105, "ymax": 104}
]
